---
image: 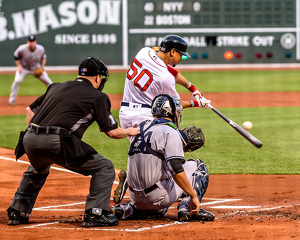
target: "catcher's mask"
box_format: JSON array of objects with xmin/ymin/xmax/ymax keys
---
[
  {"xmin": 78, "ymin": 57, "xmax": 110, "ymax": 91},
  {"xmin": 151, "ymin": 94, "xmax": 183, "ymax": 127},
  {"xmin": 159, "ymin": 35, "xmax": 190, "ymax": 58}
]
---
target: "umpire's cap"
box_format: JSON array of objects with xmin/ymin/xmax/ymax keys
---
[
  {"xmin": 159, "ymin": 35, "xmax": 190, "ymax": 58},
  {"xmin": 78, "ymin": 57, "xmax": 108, "ymax": 77},
  {"xmin": 78, "ymin": 57, "xmax": 110, "ymax": 91}
]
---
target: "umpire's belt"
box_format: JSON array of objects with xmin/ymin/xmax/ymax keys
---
[
  {"xmin": 121, "ymin": 101, "xmax": 151, "ymax": 109},
  {"xmin": 129, "ymin": 184, "xmax": 159, "ymax": 194},
  {"xmin": 27, "ymin": 123, "xmax": 68, "ymax": 135}
]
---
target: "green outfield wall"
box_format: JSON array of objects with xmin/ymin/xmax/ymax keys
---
[{"xmin": 0, "ymin": 0, "xmax": 299, "ymax": 67}]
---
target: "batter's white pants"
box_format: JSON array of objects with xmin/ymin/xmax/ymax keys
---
[
  {"xmin": 119, "ymin": 104, "xmax": 154, "ymax": 140},
  {"xmin": 9, "ymin": 68, "xmax": 53, "ymax": 104},
  {"xmin": 119, "ymin": 105, "xmax": 154, "ymax": 129}
]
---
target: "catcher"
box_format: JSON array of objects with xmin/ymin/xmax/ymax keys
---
[
  {"xmin": 111, "ymin": 94, "xmax": 215, "ymax": 222},
  {"xmin": 9, "ymin": 35, "xmax": 53, "ymax": 105}
]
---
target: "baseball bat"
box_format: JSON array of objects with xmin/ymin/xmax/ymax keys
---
[{"xmin": 208, "ymin": 104, "xmax": 263, "ymax": 148}]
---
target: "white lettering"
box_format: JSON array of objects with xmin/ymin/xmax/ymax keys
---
[
  {"xmin": 54, "ymin": 34, "xmax": 90, "ymax": 44},
  {"xmin": 144, "ymin": 2, "xmax": 154, "ymax": 12},
  {"xmin": 0, "ymin": 16, "xmax": 8, "ymax": 41},
  {"xmin": 58, "ymin": 1, "xmax": 77, "ymax": 27},
  {"xmin": 252, "ymin": 36, "xmax": 274, "ymax": 46},
  {"xmin": 54, "ymin": 33, "xmax": 117, "ymax": 45},
  {"xmin": 163, "ymin": 2, "xmax": 184, "ymax": 12},
  {"xmin": 38, "ymin": 4, "xmax": 61, "ymax": 33},
  {"xmin": 91, "ymin": 33, "xmax": 117, "ymax": 44},
  {"xmin": 11, "ymin": 9, "xmax": 37, "ymax": 38},
  {"xmin": 156, "ymin": 15, "xmax": 191, "ymax": 25},
  {"xmin": 97, "ymin": 0, "xmax": 121, "ymax": 25},
  {"xmin": 217, "ymin": 36, "xmax": 249, "ymax": 47},
  {"xmin": 77, "ymin": 1, "xmax": 97, "ymax": 25},
  {"xmin": 144, "ymin": 37, "xmax": 157, "ymax": 46},
  {"xmin": 184, "ymin": 36, "xmax": 206, "ymax": 47},
  {"xmin": 6, "ymin": 1, "xmax": 122, "ymax": 40},
  {"xmin": 144, "ymin": 15, "xmax": 154, "ymax": 25}
]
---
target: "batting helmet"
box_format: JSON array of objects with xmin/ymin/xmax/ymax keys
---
[
  {"xmin": 159, "ymin": 35, "xmax": 190, "ymax": 58},
  {"xmin": 151, "ymin": 94, "xmax": 183, "ymax": 127}
]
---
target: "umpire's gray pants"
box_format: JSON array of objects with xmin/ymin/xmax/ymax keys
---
[{"xmin": 9, "ymin": 131, "xmax": 115, "ymax": 214}]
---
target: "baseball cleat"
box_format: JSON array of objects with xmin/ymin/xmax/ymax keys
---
[
  {"xmin": 7, "ymin": 207, "xmax": 29, "ymax": 225},
  {"xmin": 82, "ymin": 208, "xmax": 119, "ymax": 227},
  {"xmin": 178, "ymin": 210, "xmax": 191, "ymax": 222},
  {"xmin": 110, "ymin": 206, "xmax": 124, "ymax": 219},
  {"xmin": 113, "ymin": 169, "xmax": 128, "ymax": 204},
  {"xmin": 191, "ymin": 208, "xmax": 215, "ymax": 221}
]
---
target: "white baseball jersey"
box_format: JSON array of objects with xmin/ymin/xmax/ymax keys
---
[
  {"xmin": 123, "ymin": 47, "xmax": 180, "ymax": 105},
  {"xmin": 119, "ymin": 47, "xmax": 180, "ymax": 129},
  {"xmin": 14, "ymin": 44, "xmax": 46, "ymax": 70}
]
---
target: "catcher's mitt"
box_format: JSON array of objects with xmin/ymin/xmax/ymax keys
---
[
  {"xmin": 33, "ymin": 67, "xmax": 43, "ymax": 78},
  {"xmin": 182, "ymin": 126, "xmax": 205, "ymax": 152}
]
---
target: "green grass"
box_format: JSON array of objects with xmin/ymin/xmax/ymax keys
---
[
  {"xmin": 1, "ymin": 69, "xmax": 300, "ymax": 96},
  {"xmin": 1, "ymin": 107, "xmax": 299, "ymax": 174},
  {"xmin": 1, "ymin": 69, "xmax": 299, "ymax": 174}
]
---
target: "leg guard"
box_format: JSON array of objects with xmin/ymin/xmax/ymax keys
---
[
  {"xmin": 190, "ymin": 159, "xmax": 209, "ymax": 202},
  {"xmin": 177, "ymin": 159, "xmax": 209, "ymax": 212}
]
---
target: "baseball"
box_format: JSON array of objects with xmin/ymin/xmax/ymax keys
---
[{"xmin": 242, "ymin": 121, "xmax": 253, "ymax": 130}]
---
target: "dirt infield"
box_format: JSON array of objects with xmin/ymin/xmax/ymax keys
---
[
  {"xmin": 0, "ymin": 92, "xmax": 299, "ymax": 239},
  {"xmin": 1, "ymin": 91, "xmax": 300, "ymax": 115}
]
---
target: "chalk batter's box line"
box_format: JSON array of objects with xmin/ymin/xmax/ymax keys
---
[
  {"xmin": 32, "ymin": 197, "xmax": 240, "ymax": 212},
  {"xmin": 0, "ymin": 156, "xmax": 268, "ymax": 213},
  {"xmin": 2, "ymin": 156, "xmax": 296, "ymax": 231},
  {"xmin": 0, "ymin": 156, "xmax": 120, "ymax": 184},
  {"xmin": 21, "ymin": 204, "xmax": 299, "ymax": 231}
]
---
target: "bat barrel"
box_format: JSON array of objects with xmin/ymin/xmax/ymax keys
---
[{"xmin": 209, "ymin": 105, "xmax": 263, "ymax": 148}]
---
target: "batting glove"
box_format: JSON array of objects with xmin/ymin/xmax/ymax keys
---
[
  {"xmin": 187, "ymin": 84, "xmax": 203, "ymax": 100},
  {"xmin": 190, "ymin": 97, "xmax": 211, "ymax": 108}
]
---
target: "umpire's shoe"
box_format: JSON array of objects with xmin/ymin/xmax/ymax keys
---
[
  {"xmin": 82, "ymin": 208, "xmax": 119, "ymax": 227},
  {"xmin": 113, "ymin": 169, "xmax": 128, "ymax": 204},
  {"xmin": 7, "ymin": 207, "xmax": 29, "ymax": 225}
]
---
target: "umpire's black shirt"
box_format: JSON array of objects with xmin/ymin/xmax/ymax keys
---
[{"xmin": 29, "ymin": 77, "xmax": 118, "ymax": 138}]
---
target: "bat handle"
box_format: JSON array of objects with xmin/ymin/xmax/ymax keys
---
[{"xmin": 207, "ymin": 103, "xmax": 214, "ymax": 109}]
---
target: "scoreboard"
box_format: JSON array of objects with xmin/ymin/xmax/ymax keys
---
[{"xmin": 127, "ymin": 0, "xmax": 300, "ymax": 65}]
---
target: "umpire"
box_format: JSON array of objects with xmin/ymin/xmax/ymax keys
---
[{"xmin": 7, "ymin": 57, "xmax": 140, "ymax": 227}]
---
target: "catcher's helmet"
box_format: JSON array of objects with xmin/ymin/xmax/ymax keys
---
[
  {"xmin": 151, "ymin": 94, "xmax": 183, "ymax": 127},
  {"xmin": 159, "ymin": 35, "xmax": 190, "ymax": 58}
]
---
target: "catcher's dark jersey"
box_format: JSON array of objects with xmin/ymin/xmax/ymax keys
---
[{"xmin": 29, "ymin": 77, "xmax": 118, "ymax": 138}]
